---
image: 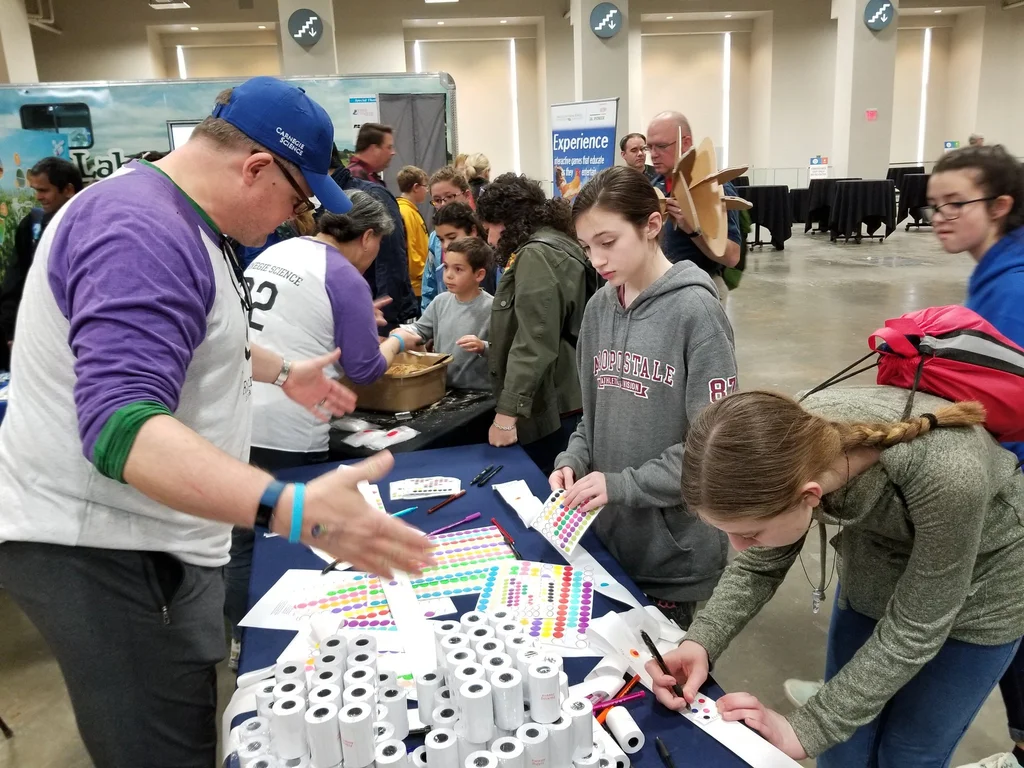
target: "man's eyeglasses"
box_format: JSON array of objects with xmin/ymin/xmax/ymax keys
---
[
  {"xmin": 646, "ymin": 141, "xmax": 677, "ymax": 154},
  {"xmin": 925, "ymin": 197, "xmax": 997, "ymax": 221},
  {"xmin": 431, "ymin": 192, "xmax": 462, "ymax": 208},
  {"xmin": 270, "ymin": 155, "xmax": 317, "ymax": 216}
]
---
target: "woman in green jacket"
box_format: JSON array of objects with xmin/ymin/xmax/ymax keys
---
[
  {"xmin": 649, "ymin": 386, "xmax": 1024, "ymax": 766},
  {"xmin": 475, "ymin": 173, "xmax": 597, "ymax": 473}
]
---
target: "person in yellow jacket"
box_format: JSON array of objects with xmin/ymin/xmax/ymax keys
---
[{"xmin": 397, "ymin": 166, "xmax": 430, "ymax": 298}]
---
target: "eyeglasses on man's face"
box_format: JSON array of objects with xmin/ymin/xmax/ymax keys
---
[
  {"xmin": 925, "ymin": 197, "xmax": 997, "ymax": 221},
  {"xmin": 270, "ymin": 155, "xmax": 317, "ymax": 216}
]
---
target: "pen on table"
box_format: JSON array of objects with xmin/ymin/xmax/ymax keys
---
[
  {"xmin": 591, "ymin": 690, "xmax": 646, "ymax": 712},
  {"xmin": 478, "ymin": 464, "xmax": 503, "ymax": 485},
  {"xmin": 321, "ymin": 559, "xmax": 341, "ymax": 575},
  {"xmin": 470, "ymin": 465, "xmax": 494, "ymax": 486},
  {"xmin": 596, "ymin": 674, "xmax": 640, "ymax": 724},
  {"xmin": 490, "ymin": 517, "xmax": 524, "ymax": 560},
  {"xmin": 426, "ymin": 512, "xmax": 482, "ymax": 537},
  {"xmin": 640, "ymin": 629, "xmax": 685, "ymax": 699},
  {"xmin": 392, "ymin": 506, "xmax": 417, "ymax": 518},
  {"xmin": 655, "ymin": 737, "xmax": 677, "ymax": 768},
  {"xmin": 427, "ymin": 489, "xmax": 466, "ymax": 515}
]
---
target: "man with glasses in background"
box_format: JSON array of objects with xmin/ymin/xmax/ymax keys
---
[
  {"xmin": 0, "ymin": 76, "xmax": 432, "ymax": 767},
  {"xmin": 619, "ymin": 132, "xmax": 658, "ymax": 182},
  {"xmin": 646, "ymin": 111, "xmax": 742, "ymax": 303}
]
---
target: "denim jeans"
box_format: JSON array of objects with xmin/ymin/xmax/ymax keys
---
[
  {"xmin": 817, "ymin": 594, "xmax": 1020, "ymax": 768},
  {"xmin": 999, "ymin": 643, "xmax": 1024, "ymax": 743}
]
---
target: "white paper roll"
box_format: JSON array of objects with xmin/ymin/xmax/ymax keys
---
[
  {"xmin": 238, "ymin": 735, "xmax": 272, "ymax": 766},
  {"xmin": 453, "ymin": 663, "xmax": 486, "ymax": 710},
  {"xmin": 434, "ymin": 621, "xmax": 463, "ymax": 666},
  {"xmin": 270, "ymin": 695, "xmax": 308, "ymax": 760},
  {"xmin": 491, "ymin": 737, "xmax": 525, "ymax": 768},
  {"xmin": 466, "ymin": 751, "xmax": 499, "ymax": 768},
  {"xmin": 351, "ymin": 633, "xmax": 378, "ymax": 653},
  {"xmin": 426, "ymin": 727, "xmax": 460, "ymax": 768},
  {"xmin": 506, "ymin": 636, "xmax": 532, "ymax": 656},
  {"xmin": 321, "ymin": 633, "xmax": 349, "ymax": 658},
  {"xmin": 317, "ymin": 651, "xmax": 346, "ymax": 673},
  {"xmin": 560, "ymin": 698, "xmax": 594, "ymax": 761},
  {"xmin": 461, "ymin": 680, "xmax": 496, "ymax": 744},
  {"xmin": 239, "ymin": 715, "xmax": 270, "ymax": 743},
  {"xmin": 377, "ymin": 703, "xmax": 389, "ymax": 722},
  {"xmin": 375, "ymin": 721, "xmax": 396, "ymax": 744},
  {"xmin": 378, "ymin": 670, "xmax": 396, "ymax": 690},
  {"xmin": 487, "ymin": 609, "xmax": 514, "ymax": 626},
  {"xmin": 416, "ymin": 670, "xmax": 443, "ymax": 727},
  {"xmin": 412, "ymin": 745, "xmax": 429, "ymax": 768},
  {"xmin": 275, "ymin": 660, "xmax": 306, "ymax": 683},
  {"xmin": 541, "ymin": 656, "xmax": 563, "ymax": 675},
  {"xmin": 456, "ymin": 728, "xmax": 488, "ymax": 767},
  {"xmin": 255, "ymin": 681, "xmax": 277, "ymax": 719},
  {"xmin": 489, "ymin": 728, "xmax": 513, "ymax": 748},
  {"xmin": 461, "ymin": 611, "xmax": 489, "ymax": 632},
  {"xmin": 348, "ymin": 650, "xmax": 379, "ymax": 674},
  {"xmin": 490, "ymin": 668, "xmax": 525, "ymax": 731},
  {"xmin": 344, "ymin": 683, "xmax": 377, "ymax": 707},
  {"xmin": 573, "ymin": 753, "xmax": 600, "ymax": 768},
  {"xmin": 598, "ymin": 759, "xmax": 614, "ymax": 768},
  {"xmin": 309, "ymin": 683, "xmax": 343, "ymax": 710},
  {"xmin": 495, "ymin": 623, "xmax": 522, "ymax": 643},
  {"xmin": 559, "ymin": 673, "xmax": 569, "ymax": 705},
  {"xmin": 339, "ymin": 701, "xmax": 376, "ymax": 768},
  {"xmin": 344, "ymin": 665, "xmax": 377, "ymax": 690},
  {"xmin": 243, "ymin": 756, "xmax": 280, "ymax": 768},
  {"xmin": 527, "ymin": 663, "xmax": 561, "ymax": 725},
  {"xmin": 380, "ymin": 686, "xmax": 410, "ymax": 741},
  {"xmin": 604, "ymin": 708, "xmax": 643, "ymax": 755},
  {"xmin": 516, "ymin": 650, "xmax": 543, "ymax": 698},
  {"xmin": 283, "ymin": 755, "xmax": 311, "ymax": 768},
  {"xmin": 584, "ymin": 656, "xmax": 628, "ymax": 683},
  {"xmin": 591, "ymin": 718, "xmax": 629, "ymax": 768},
  {"xmin": 446, "ymin": 649, "xmax": 477, "ymax": 681},
  {"xmin": 515, "ymin": 724, "xmax": 549, "ymax": 768},
  {"xmin": 305, "ymin": 702, "xmax": 343, "ymax": 768},
  {"xmin": 475, "ymin": 638, "xmax": 505, "ymax": 659},
  {"xmin": 566, "ymin": 676, "xmax": 623, "ymax": 706},
  {"xmin": 313, "ymin": 668, "xmax": 342, "ymax": 688},
  {"xmin": 469, "ymin": 625, "xmax": 496, "ymax": 643},
  {"xmin": 436, "ymin": 686, "xmax": 455, "ymax": 709},
  {"xmin": 546, "ymin": 716, "xmax": 573, "ymax": 768},
  {"xmin": 432, "ymin": 703, "xmax": 460, "ymax": 729},
  {"xmin": 441, "ymin": 634, "xmax": 472, "ymax": 662},
  {"xmin": 377, "ymin": 738, "xmax": 410, "ymax": 768},
  {"xmin": 273, "ymin": 679, "xmax": 307, "ymax": 701},
  {"xmin": 482, "ymin": 653, "xmax": 514, "ymax": 676}
]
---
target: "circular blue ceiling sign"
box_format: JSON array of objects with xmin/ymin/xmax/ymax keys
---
[
  {"xmin": 864, "ymin": 0, "xmax": 897, "ymax": 31},
  {"xmin": 590, "ymin": 2, "xmax": 622, "ymax": 39},
  {"xmin": 288, "ymin": 9, "xmax": 324, "ymax": 49}
]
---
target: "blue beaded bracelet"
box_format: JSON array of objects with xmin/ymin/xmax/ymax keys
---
[
  {"xmin": 289, "ymin": 483, "xmax": 306, "ymax": 544},
  {"xmin": 389, "ymin": 333, "xmax": 406, "ymax": 353}
]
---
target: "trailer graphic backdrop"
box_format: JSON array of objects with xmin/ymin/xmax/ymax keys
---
[{"xmin": 550, "ymin": 98, "xmax": 618, "ymax": 203}]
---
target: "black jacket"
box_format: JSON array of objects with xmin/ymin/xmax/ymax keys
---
[{"xmin": 1, "ymin": 209, "xmax": 50, "ymax": 368}]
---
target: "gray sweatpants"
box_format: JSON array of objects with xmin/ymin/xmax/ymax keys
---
[{"xmin": 0, "ymin": 541, "xmax": 225, "ymax": 768}]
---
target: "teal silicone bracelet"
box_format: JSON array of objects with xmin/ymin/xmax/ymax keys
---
[
  {"xmin": 289, "ymin": 483, "xmax": 306, "ymax": 544},
  {"xmin": 389, "ymin": 333, "xmax": 405, "ymax": 353}
]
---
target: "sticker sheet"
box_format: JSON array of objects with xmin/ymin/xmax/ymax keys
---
[{"xmin": 532, "ymin": 489, "xmax": 604, "ymax": 556}]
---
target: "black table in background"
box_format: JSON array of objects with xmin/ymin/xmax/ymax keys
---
[
  {"xmin": 735, "ymin": 185, "xmax": 792, "ymax": 250},
  {"xmin": 732, "ymin": 175, "xmax": 750, "ymax": 189},
  {"xmin": 329, "ymin": 390, "xmax": 495, "ymax": 459},
  {"xmin": 790, "ymin": 188, "xmax": 809, "ymax": 224},
  {"xmin": 806, "ymin": 177, "xmax": 861, "ymax": 234},
  {"xmin": 886, "ymin": 165, "xmax": 926, "ymax": 191},
  {"xmin": 829, "ymin": 179, "xmax": 897, "ymax": 242},
  {"xmin": 897, "ymin": 173, "xmax": 932, "ymax": 231}
]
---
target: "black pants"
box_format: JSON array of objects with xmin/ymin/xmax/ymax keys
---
[
  {"xmin": 523, "ymin": 414, "xmax": 582, "ymax": 476},
  {"xmin": 999, "ymin": 641, "xmax": 1024, "ymax": 743},
  {"xmin": 224, "ymin": 447, "xmax": 328, "ymax": 638},
  {"xmin": 0, "ymin": 541, "xmax": 225, "ymax": 768}
]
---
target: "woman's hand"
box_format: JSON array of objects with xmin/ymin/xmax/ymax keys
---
[
  {"xmin": 373, "ymin": 297, "xmax": 393, "ymax": 327},
  {"xmin": 645, "ymin": 640, "xmax": 710, "ymax": 710},
  {"xmin": 392, "ymin": 328, "xmax": 425, "ymax": 351},
  {"xmin": 562, "ymin": 471, "xmax": 607, "ymax": 513},
  {"xmin": 489, "ymin": 414, "xmax": 518, "ymax": 447},
  {"xmin": 285, "ymin": 452, "xmax": 435, "ymax": 578},
  {"xmin": 717, "ymin": 693, "xmax": 808, "ymax": 760},
  {"xmin": 282, "ymin": 348, "xmax": 357, "ymax": 421},
  {"xmin": 549, "ymin": 467, "xmax": 576, "ymax": 492},
  {"xmin": 457, "ymin": 335, "xmax": 486, "ymax": 355}
]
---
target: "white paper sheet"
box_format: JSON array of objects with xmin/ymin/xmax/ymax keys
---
[
  {"xmin": 493, "ymin": 480, "xmax": 543, "ymax": 526},
  {"xmin": 380, "ymin": 571, "xmax": 438, "ymax": 677}
]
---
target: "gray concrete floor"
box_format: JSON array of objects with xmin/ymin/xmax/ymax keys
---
[{"xmin": 0, "ymin": 226, "xmax": 1011, "ymax": 767}]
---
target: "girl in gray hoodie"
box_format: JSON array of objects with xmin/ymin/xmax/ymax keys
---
[{"xmin": 551, "ymin": 166, "xmax": 738, "ymax": 627}]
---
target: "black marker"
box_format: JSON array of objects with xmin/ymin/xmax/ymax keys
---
[
  {"xmin": 478, "ymin": 465, "xmax": 503, "ymax": 485},
  {"xmin": 655, "ymin": 737, "xmax": 676, "ymax": 768},
  {"xmin": 470, "ymin": 465, "xmax": 494, "ymax": 486},
  {"xmin": 640, "ymin": 629, "xmax": 685, "ymax": 699}
]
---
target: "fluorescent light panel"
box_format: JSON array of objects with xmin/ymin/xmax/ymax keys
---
[
  {"xmin": 176, "ymin": 44, "xmax": 188, "ymax": 80},
  {"xmin": 413, "ymin": 40, "xmax": 423, "ymax": 73},
  {"xmin": 722, "ymin": 32, "xmax": 731, "ymax": 167},
  {"xmin": 424, "ymin": 0, "xmax": 459, "ymax": 3},
  {"xmin": 915, "ymin": 27, "xmax": 932, "ymax": 165},
  {"xmin": 510, "ymin": 38, "xmax": 521, "ymax": 174},
  {"xmin": 149, "ymin": 1, "xmax": 191, "ymax": 8}
]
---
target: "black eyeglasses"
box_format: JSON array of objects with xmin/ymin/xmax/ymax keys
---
[
  {"xmin": 270, "ymin": 155, "xmax": 317, "ymax": 216},
  {"xmin": 925, "ymin": 197, "xmax": 997, "ymax": 221},
  {"xmin": 431, "ymin": 192, "xmax": 462, "ymax": 208}
]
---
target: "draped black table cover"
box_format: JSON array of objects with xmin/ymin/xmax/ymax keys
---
[
  {"xmin": 735, "ymin": 185, "xmax": 792, "ymax": 250},
  {"xmin": 829, "ymin": 179, "xmax": 897, "ymax": 242}
]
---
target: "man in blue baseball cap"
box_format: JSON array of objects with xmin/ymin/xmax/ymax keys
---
[{"xmin": 0, "ymin": 76, "xmax": 432, "ymax": 766}]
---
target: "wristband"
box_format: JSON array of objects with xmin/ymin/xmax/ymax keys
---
[
  {"xmin": 389, "ymin": 333, "xmax": 406, "ymax": 353},
  {"xmin": 289, "ymin": 483, "xmax": 306, "ymax": 544},
  {"xmin": 255, "ymin": 480, "xmax": 287, "ymax": 530}
]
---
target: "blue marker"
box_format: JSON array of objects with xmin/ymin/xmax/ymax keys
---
[{"xmin": 392, "ymin": 507, "xmax": 418, "ymax": 518}]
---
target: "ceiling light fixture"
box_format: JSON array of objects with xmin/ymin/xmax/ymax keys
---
[
  {"xmin": 424, "ymin": 0, "xmax": 459, "ymax": 3},
  {"xmin": 666, "ymin": 15, "xmax": 674, "ymax": 19},
  {"xmin": 258, "ymin": 24, "xmax": 266, "ymax": 28},
  {"xmin": 724, "ymin": 14, "xmax": 733, "ymax": 18},
  {"xmin": 437, "ymin": 21, "xmax": 445, "ymax": 25},
  {"xmin": 934, "ymin": 9, "xmax": 942, "ymax": 12},
  {"xmin": 149, "ymin": 0, "xmax": 191, "ymax": 9},
  {"xmin": 190, "ymin": 25, "xmax": 199, "ymax": 30},
  {"xmin": 500, "ymin": 19, "xmax": 507, "ymax": 23}
]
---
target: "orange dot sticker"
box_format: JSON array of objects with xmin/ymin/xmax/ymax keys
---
[{"xmin": 629, "ymin": 648, "xmax": 640, "ymax": 658}]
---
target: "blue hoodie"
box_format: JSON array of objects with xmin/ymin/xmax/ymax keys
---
[{"xmin": 965, "ymin": 225, "xmax": 1024, "ymax": 462}]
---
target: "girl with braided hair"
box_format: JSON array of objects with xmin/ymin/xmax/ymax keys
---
[{"xmin": 647, "ymin": 385, "xmax": 1024, "ymax": 767}]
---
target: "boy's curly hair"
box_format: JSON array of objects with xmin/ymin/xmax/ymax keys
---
[{"xmin": 475, "ymin": 173, "xmax": 574, "ymax": 266}]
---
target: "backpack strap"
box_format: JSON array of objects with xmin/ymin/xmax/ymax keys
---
[{"xmin": 799, "ymin": 352, "xmax": 879, "ymax": 402}]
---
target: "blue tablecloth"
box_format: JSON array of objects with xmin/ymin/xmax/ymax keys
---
[{"xmin": 242, "ymin": 444, "xmax": 747, "ymax": 768}]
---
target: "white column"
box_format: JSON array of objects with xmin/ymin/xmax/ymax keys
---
[
  {"xmin": 571, "ymin": 0, "xmax": 631, "ymax": 141},
  {"xmin": 0, "ymin": 0, "xmax": 40, "ymax": 83}
]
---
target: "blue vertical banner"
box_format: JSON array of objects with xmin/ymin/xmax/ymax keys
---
[{"xmin": 550, "ymin": 98, "xmax": 618, "ymax": 202}]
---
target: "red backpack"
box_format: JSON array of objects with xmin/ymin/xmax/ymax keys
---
[{"xmin": 803, "ymin": 305, "xmax": 1024, "ymax": 443}]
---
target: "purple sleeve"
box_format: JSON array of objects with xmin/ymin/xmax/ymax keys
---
[
  {"xmin": 48, "ymin": 199, "xmax": 216, "ymax": 460},
  {"xmin": 324, "ymin": 253, "xmax": 388, "ymax": 384}
]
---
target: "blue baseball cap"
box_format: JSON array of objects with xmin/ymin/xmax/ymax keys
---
[{"xmin": 212, "ymin": 76, "xmax": 352, "ymax": 214}]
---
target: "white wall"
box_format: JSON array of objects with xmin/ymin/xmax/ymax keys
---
[
  {"xmin": 923, "ymin": 26, "xmax": 950, "ymax": 164},
  {"xmin": 975, "ymin": 3, "xmax": 1024, "ymax": 155},
  {"xmin": 728, "ymin": 32, "xmax": 752, "ymax": 168},
  {"xmin": 890, "ymin": 29, "xmax": 925, "ymax": 164},
  {"xmin": 748, "ymin": 13, "xmax": 773, "ymax": 169},
  {"xmin": 179, "ymin": 46, "xmax": 281, "ymax": 79},
  {"xmin": 946, "ymin": 8, "xmax": 983, "ymax": 149}
]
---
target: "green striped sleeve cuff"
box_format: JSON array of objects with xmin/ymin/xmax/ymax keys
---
[{"xmin": 92, "ymin": 401, "xmax": 173, "ymax": 483}]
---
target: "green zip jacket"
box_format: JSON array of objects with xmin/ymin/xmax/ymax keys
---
[
  {"xmin": 488, "ymin": 228, "xmax": 597, "ymax": 445},
  {"xmin": 684, "ymin": 386, "xmax": 1024, "ymax": 758}
]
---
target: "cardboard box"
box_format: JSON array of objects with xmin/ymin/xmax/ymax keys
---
[{"xmin": 342, "ymin": 351, "xmax": 452, "ymax": 413}]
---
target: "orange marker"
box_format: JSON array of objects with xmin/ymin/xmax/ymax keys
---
[{"xmin": 597, "ymin": 674, "xmax": 640, "ymax": 724}]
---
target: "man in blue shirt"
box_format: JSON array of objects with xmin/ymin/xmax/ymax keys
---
[{"xmin": 646, "ymin": 111, "xmax": 741, "ymax": 303}]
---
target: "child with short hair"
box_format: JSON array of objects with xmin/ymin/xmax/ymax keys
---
[
  {"xmin": 395, "ymin": 237, "xmax": 494, "ymax": 391},
  {"xmin": 422, "ymin": 166, "xmax": 475, "ymax": 311},
  {"xmin": 396, "ymin": 165, "xmax": 430, "ymax": 298}
]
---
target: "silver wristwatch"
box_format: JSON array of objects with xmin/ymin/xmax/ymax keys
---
[{"xmin": 274, "ymin": 359, "xmax": 292, "ymax": 387}]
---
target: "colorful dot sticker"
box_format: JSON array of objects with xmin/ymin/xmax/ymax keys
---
[
  {"xmin": 533, "ymin": 490, "xmax": 604, "ymax": 556},
  {"xmin": 475, "ymin": 560, "xmax": 594, "ymax": 650}
]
